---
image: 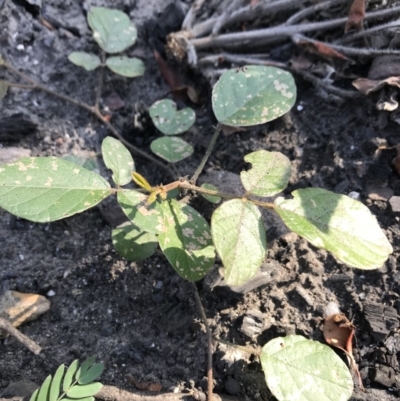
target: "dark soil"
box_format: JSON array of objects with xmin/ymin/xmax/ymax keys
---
[{"xmin": 1, "ymin": 1, "xmax": 400, "ymax": 400}]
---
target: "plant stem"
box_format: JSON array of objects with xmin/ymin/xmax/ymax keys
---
[
  {"xmin": 95, "ymin": 52, "xmax": 106, "ymax": 111},
  {"xmin": 190, "ymin": 123, "xmax": 221, "ymax": 185},
  {"xmin": 192, "ymin": 283, "xmax": 213, "ymax": 401},
  {"xmin": 3, "ymin": 62, "xmax": 175, "ymax": 178}
]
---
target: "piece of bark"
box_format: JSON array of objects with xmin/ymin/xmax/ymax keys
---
[{"xmin": 364, "ymin": 303, "xmax": 399, "ymax": 342}]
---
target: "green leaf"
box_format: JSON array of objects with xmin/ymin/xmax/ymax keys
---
[
  {"xmin": 200, "ymin": 183, "xmax": 221, "ymax": 204},
  {"xmin": 49, "ymin": 364, "xmax": 65, "ymax": 401},
  {"xmin": 68, "ymin": 52, "xmax": 101, "ymax": 71},
  {"xmin": 211, "ymin": 199, "xmax": 266, "ymax": 286},
  {"xmin": 274, "ymin": 188, "xmax": 393, "ymax": 269},
  {"xmin": 212, "ymin": 65, "xmax": 296, "ymax": 126},
  {"xmin": 0, "ymin": 157, "xmax": 111, "ymax": 222},
  {"xmin": 112, "ymin": 223, "xmax": 158, "ymax": 262},
  {"xmin": 29, "ymin": 388, "xmax": 39, "ymax": 401},
  {"xmin": 106, "ymin": 56, "xmax": 145, "ymax": 78},
  {"xmin": 87, "ymin": 7, "xmax": 137, "ymax": 53},
  {"xmin": 102, "ymin": 137, "xmax": 134, "ymax": 186},
  {"xmin": 64, "ymin": 398, "xmax": 94, "ymax": 401},
  {"xmin": 75, "ymin": 357, "xmax": 95, "ymax": 380},
  {"xmin": 66, "ymin": 382, "xmax": 103, "ymax": 398},
  {"xmin": 149, "ymin": 99, "xmax": 195, "ymax": 135},
  {"xmin": 37, "ymin": 375, "xmax": 52, "ymax": 401},
  {"xmin": 0, "ymin": 80, "xmax": 8, "ymax": 101},
  {"xmin": 118, "ymin": 190, "xmax": 163, "ymax": 234},
  {"xmin": 63, "ymin": 155, "xmax": 99, "ymax": 173},
  {"xmin": 150, "ymin": 137, "xmax": 193, "ymax": 163},
  {"xmin": 63, "ymin": 360, "xmax": 79, "ymax": 392},
  {"xmin": 240, "ymin": 150, "xmax": 291, "ymax": 196},
  {"xmin": 158, "ymin": 199, "xmax": 215, "ymax": 281},
  {"xmin": 261, "ymin": 335, "xmax": 353, "ymax": 401}
]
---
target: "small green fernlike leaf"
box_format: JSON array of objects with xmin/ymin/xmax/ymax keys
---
[
  {"xmin": 29, "ymin": 388, "xmax": 39, "ymax": 401},
  {"xmin": 261, "ymin": 335, "xmax": 353, "ymax": 401},
  {"xmin": 212, "ymin": 65, "xmax": 296, "ymax": 126},
  {"xmin": 37, "ymin": 375, "xmax": 52, "ymax": 401},
  {"xmin": 76, "ymin": 357, "xmax": 104, "ymax": 385},
  {"xmin": 240, "ymin": 150, "xmax": 291, "ymax": 196},
  {"xmin": 200, "ymin": 183, "xmax": 221, "ymax": 204},
  {"xmin": 75, "ymin": 357, "xmax": 95, "ymax": 381},
  {"xmin": 158, "ymin": 199, "xmax": 215, "ymax": 281},
  {"xmin": 274, "ymin": 188, "xmax": 393, "ymax": 269},
  {"xmin": 211, "ymin": 199, "xmax": 266, "ymax": 286},
  {"xmin": 102, "ymin": 137, "xmax": 134, "ymax": 186},
  {"xmin": 0, "ymin": 80, "xmax": 8, "ymax": 100},
  {"xmin": 49, "ymin": 364, "xmax": 65, "ymax": 401},
  {"xmin": 66, "ymin": 382, "xmax": 103, "ymax": 399},
  {"xmin": 68, "ymin": 52, "xmax": 101, "ymax": 71},
  {"xmin": 88, "ymin": 7, "xmax": 137, "ymax": 53},
  {"xmin": 0, "ymin": 157, "xmax": 111, "ymax": 222},
  {"xmin": 106, "ymin": 56, "xmax": 145, "ymax": 77},
  {"xmin": 112, "ymin": 223, "xmax": 158, "ymax": 262},
  {"xmin": 63, "ymin": 398, "xmax": 94, "ymax": 401},
  {"xmin": 150, "ymin": 137, "xmax": 194, "ymax": 163},
  {"xmin": 63, "ymin": 360, "xmax": 80, "ymax": 392},
  {"xmin": 149, "ymin": 99, "xmax": 195, "ymax": 135},
  {"xmin": 118, "ymin": 190, "xmax": 163, "ymax": 234}
]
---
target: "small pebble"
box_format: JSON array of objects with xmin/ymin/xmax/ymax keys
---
[
  {"xmin": 348, "ymin": 191, "xmax": 360, "ymax": 200},
  {"xmin": 16, "ymin": 44, "xmax": 24, "ymax": 51},
  {"xmin": 297, "ymin": 104, "xmax": 304, "ymax": 111},
  {"xmin": 46, "ymin": 290, "xmax": 55, "ymax": 297}
]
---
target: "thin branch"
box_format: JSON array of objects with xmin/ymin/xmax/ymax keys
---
[
  {"xmin": 188, "ymin": 5, "xmax": 400, "ymax": 49},
  {"xmin": 4, "ymin": 81, "xmax": 35, "ymax": 89},
  {"xmin": 182, "ymin": 0, "xmax": 207, "ymax": 31},
  {"xmin": 95, "ymin": 52, "xmax": 106, "ymax": 111},
  {"xmin": 193, "ymin": 283, "xmax": 213, "ymax": 401},
  {"xmin": 198, "ymin": 53, "xmax": 287, "ymax": 68},
  {"xmin": 190, "ymin": 123, "xmax": 221, "ymax": 185}
]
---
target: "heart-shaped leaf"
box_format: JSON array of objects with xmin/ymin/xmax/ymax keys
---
[
  {"xmin": 274, "ymin": 188, "xmax": 393, "ymax": 269},
  {"xmin": 211, "ymin": 199, "xmax": 266, "ymax": 286},
  {"xmin": 212, "ymin": 65, "xmax": 296, "ymax": 126},
  {"xmin": 112, "ymin": 223, "xmax": 158, "ymax": 262},
  {"xmin": 87, "ymin": 7, "xmax": 137, "ymax": 53},
  {"xmin": 240, "ymin": 150, "xmax": 291, "ymax": 196},
  {"xmin": 149, "ymin": 99, "xmax": 195, "ymax": 135},
  {"xmin": 158, "ymin": 199, "xmax": 215, "ymax": 281},
  {"xmin": 102, "ymin": 137, "xmax": 134, "ymax": 186},
  {"xmin": 118, "ymin": 190, "xmax": 163, "ymax": 234},
  {"xmin": 0, "ymin": 80, "xmax": 8, "ymax": 100},
  {"xmin": 150, "ymin": 137, "xmax": 193, "ymax": 163},
  {"xmin": 0, "ymin": 157, "xmax": 111, "ymax": 222},
  {"xmin": 68, "ymin": 52, "xmax": 101, "ymax": 71},
  {"xmin": 106, "ymin": 56, "xmax": 145, "ymax": 78},
  {"xmin": 261, "ymin": 335, "xmax": 353, "ymax": 401}
]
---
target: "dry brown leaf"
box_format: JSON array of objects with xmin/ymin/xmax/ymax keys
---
[
  {"xmin": 221, "ymin": 124, "xmax": 247, "ymax": 136},
  {"xmin": 295, "ymin": 38, "xmax": 352, "ymax": 61},
  {"xmin": 148, "ymin": 383, "xmax": 163, "ymax": 392},
  {"xmin": 345, "ymin": 0, "xmax": 365, "ymax": 33},
  {"xmin": 154, "ymin": 50, "xmax": 182, "ymax": 92},
  {"xmin": 352, "ymin": 76, "xmax": 400, "ymax": 95}
]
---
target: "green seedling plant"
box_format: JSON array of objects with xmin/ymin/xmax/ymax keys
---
[
  {"xmin": 149, "ymin": 99, "xmax": 195, "ymax": 162},
  {"xmin": 68, "ymin": 7, "xmax": 145, "ymax": 78},
  {"xmin": 0, "ymin": 65, "xmax": 392, "ymax": 401},
  {"xmin": 30, "ymin": 357, "xmax": 103, "ymax": 401}
]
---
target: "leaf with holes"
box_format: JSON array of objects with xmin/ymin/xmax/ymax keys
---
[
  {"xmin": 0, "ymin": 80, "xmax": 8, "ymax": 100},
  {"xmin": 68, "ymin": 52, "xmax": 101, "ymax": 71},
  {"xmin": 200, "ymin": 183, "xmax": 221, "ymax": 204},
  {"xmin": 240, "ymin": 150, "xmax": 291, "ymax": 196},
  {"xmin": 158, "ymin": 199, "xmax": 215, "ymax": 281},
  {"xmin": 87, "ymin": 7, "xmax": 137, "ymax": 53},
  {"xmin": 212, "ymin": 65, "xmax": 296, "ymax": 126},
  {"xmin": 150, "ymin": 137, "xmax": 193, "ymax": 163},
  {"xmin": 102, "ymin": 137, "xmax": 134, "ymax": 186},
  {"xmin": 118, "ymin": 190, "xmax": 163, "ymax": 234},
  {"xmin": 274, "ymin": 188, "xmax": 393, "ymax": 269},
  {"xmin": 106, "ymin": 56, "xmax": 145, "ymax": 78},
  {"xmin": 261, "ymin": 335, "xmax": 353, "ymax": 401},
  {"xmin": 149, "ymin": 99, "xmax": 195, "ymax": 135},
  {"xmin": 112, "ymin": 223, "xmax": 158, "ymax": 262},
  {"xmin": 211, "ymin": 199, "xmax": 266, "ymax": 286},
  {"xmin": 0, "ymin": 157, "xmax": 111, "ymax": 222}
]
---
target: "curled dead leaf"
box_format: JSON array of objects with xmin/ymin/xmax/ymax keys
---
[
  {"xmin": 352, "ymin": 76, "xmax": 400, "ymax": 95},
  {"xmin": 345, "ymin": 0, "xmax": 365, "ymax": 33}
]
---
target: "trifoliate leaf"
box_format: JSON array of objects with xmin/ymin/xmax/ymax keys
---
[
  {"xmin": 240, "ymin": 150, "xmax": 291, "ymax": 196},
  {"xmin": 106, "ymin": 56, "xmax": 145, "ymax": 77},
  {"xmin": 112, "ymin": 223, "xmax": 158, "ymax": 262},
  {"xmin": 158, "ymin": 199, "xmax": 215, "ymax": 281},
  {"xmin": 149, "ymin": 99, "xmax": 195, "ymax": 135},
  {"xmin": 150, "ymin": 137, "xmax": 193, "ymax": 163},
  {"xmin": 274, "ymin": 188, "xmax": 393, "ymax": 269},
  {"xmin": 0, "ymin": 157, "xmax": 111, "ymax": 222},
  {"xmin": 102, "ymin": 137, "xmax": 134, "ymax": 186},
  {"xmin": 68, "ymin": 52, "xmax": 101, "ymax": 71},
  {"xmin": 212, "ymin": 65, "xmax": 296, "ymax": 126},
  {"xmin": 211, "ymin": 199, "xmax": 266, "ymax": 286},
  {"xmin": 261, "ymin": 335, "xmax": 353, "ymax": 401},
  {"xmin": 87, "ymin": 7, "xmax": 137, "ymax": 53}
]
